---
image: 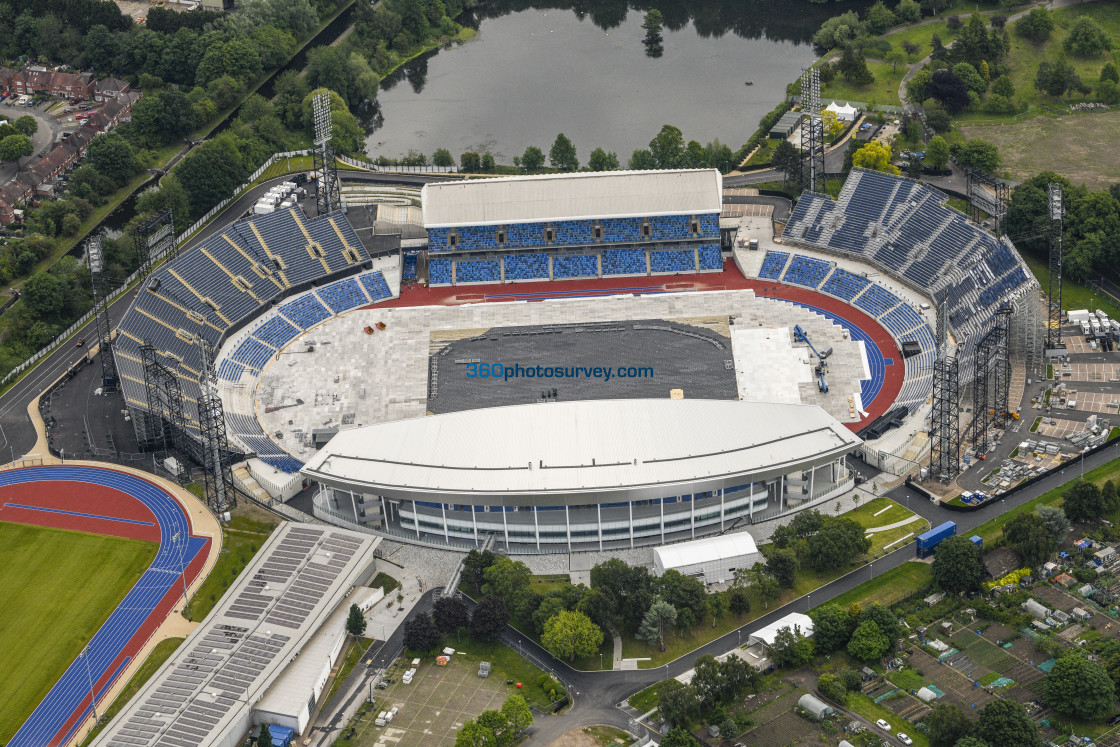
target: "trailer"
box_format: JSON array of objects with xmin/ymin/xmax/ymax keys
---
[{"xmin": 917, "ymin": 521, "xmax": 956, "ymax": 558}]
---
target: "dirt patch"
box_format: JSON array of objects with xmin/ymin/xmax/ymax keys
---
[
  {"xmin": 961, "ymin": 111, "xmax": 1120, "ymax": 191},
  {"xmin": 546, "ymin": 729, "xmax": 603, "ymax": 747}
]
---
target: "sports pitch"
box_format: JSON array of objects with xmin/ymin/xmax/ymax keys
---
[{"xmin": 0, "ymin": 521, "xmax": 156, "ymax": 743}]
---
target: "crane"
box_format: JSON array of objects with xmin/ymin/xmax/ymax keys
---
[{"xmin": 793, "ymin": 325, "xmax": 832, "ymax": 393}]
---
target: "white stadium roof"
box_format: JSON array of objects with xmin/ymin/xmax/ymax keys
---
[
  {"xmin": 421, "ymin": 169, "xmax": 723, "ymax": 228},
  {"xmin": 302, "ymin": 399, "xmax": 860, "ymax": 500}
]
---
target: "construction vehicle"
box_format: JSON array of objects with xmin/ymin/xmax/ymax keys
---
[{"xmin": 793, "ymin": 325, "xmax": 832, "ymax": 393}]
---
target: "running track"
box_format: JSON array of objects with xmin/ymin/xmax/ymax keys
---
[{"xmin": 0, "ymin": 466, "xmax": 209, "ymax": 747}]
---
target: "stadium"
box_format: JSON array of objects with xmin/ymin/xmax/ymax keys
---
[{"xmin": 109, "ymin": 166, "xmax": 1039, "ymax": 552}]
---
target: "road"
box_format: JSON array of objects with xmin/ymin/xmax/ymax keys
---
[{"xmin": 0, "ymin": 100, "xmax": 62, "ymax": 186}]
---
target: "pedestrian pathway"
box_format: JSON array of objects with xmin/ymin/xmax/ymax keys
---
[{"xmin": 864, "ymin": 514, "xmax": 925, "ymax": 533}]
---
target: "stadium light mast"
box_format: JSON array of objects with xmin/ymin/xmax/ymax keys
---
[
  {"xmin": 1046, "ymin": 183, "xmax": 1064, "ymax": 353},
  {"xmin": 80, "ymin": 644, "xmax": 99, "ymax": 723},
  {"xmin": 799, "ymin": 67, "xmax": 825, "ymax": 193},
  {"xmin": 312, "ymin": 91, "xmax": 341, "ymax": 217},
  {"xmin": 196, "ymin": 336, "xmax": 236, "ymax": 514},
  {"xmin": 86, "ymin": 236, "xmax": 118, "ymax": 393},
  {"xmin": 929, "ymin": 300, "xmax": 960, "ymax": 482}
]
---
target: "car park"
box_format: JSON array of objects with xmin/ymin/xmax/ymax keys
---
[{"xmin": 875, "ymin": 719, "xmax": 891, "ymax": 731}]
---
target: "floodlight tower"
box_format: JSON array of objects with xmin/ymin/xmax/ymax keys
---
[
  {"xmin": 197, "ymin": 337, "xmax": 236, "ymax": 513},
  {"xmin": 929, "ymin": 300, "xmax": 960, "ymax": 482},
  {"xmin": 312, "ymin": 91, "xmax": 341, "ymax": 217},
  {"xmin": 799, "ymin": 67, "xmax": 825, "ymax": 193},
  {"xmin": 1046, "ymin": 183, "xmax": 1064, "ymax": 352},
  {"xmin": 87, "ymin": 236, "xmax": 118, "ymax": 392}
]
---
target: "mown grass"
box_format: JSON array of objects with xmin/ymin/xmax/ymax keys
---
[
  {"xmin": 434, "ymin": 635, "xmax": 563, "ymax": 710},
  {"xmin": 821, "ymin": 61, "xmax": 909, "ymax": 108},
  {"xmin": 1021, "ymin": 252, "xmax": 1120, "ymax": 319},
  {"xmin": 78, "ymin": 637, "xmax": 184, "ymax": 746},
  {"xmin": 324, "ymin": 636, "xmax": 375, "ymax": 705},
  {"xmin": 627, "ymin": 680, "xmax": 671, "ymax": 713},
  {"xmin": 827, "ymin": 562, "xmax": 933, "ymax": 610},
  {"xmin": 846, "ymin": 692, "xmax": 931, "ymax": 747},
  {"xmin": 0, "ymin": 523, "xmax": 157, "ymax": 744}
]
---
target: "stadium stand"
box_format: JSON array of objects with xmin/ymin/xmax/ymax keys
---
[
  {"xmin": 602, "ymin": 248, "xmax": 648, "ymax": 276},
  {"xmin": 552, "ymin": 254, "xmax": 598, "ymax": 278},
  {"xmin": 113, "ymin": 207, "xmax": 393, "ymax": 473},
  {"xmin": 819, "ymin": 267, "xmax": 871, "ymax": 301},
  {"xmin": 455, "ymin": 258, "xmax": 501, "ymax": 283},
  {"xmin": 699, "ymin": 244, "xmax": 722, "ymax": 270},
  {"xmin": 782, "ymin": 255, "xmax": 832, "ymax": 289},
  {"xmin": 504, "ymin": 253, "xmax": 551, "ymax": 281},
  {"xmin": 758, "ymin": 250, "xmax": 790, "ymax": 280},
  {"xmin": 649, "ymin": 248, "xmax": 696, "ymax": 273}
]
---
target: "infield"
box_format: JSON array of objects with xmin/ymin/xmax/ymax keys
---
[{"xmin": 0, "ymin": 522, "xmax": 156, "ymax": 744}]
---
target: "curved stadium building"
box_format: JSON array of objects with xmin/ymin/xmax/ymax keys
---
[{"xmin": 302, "ymin": 399, "xmax": 861, "ymax": 551}]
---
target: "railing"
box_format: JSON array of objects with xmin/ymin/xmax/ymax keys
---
[{"xmin": 337, "ymin": 155, "xmax": 456, "ymax": 173}]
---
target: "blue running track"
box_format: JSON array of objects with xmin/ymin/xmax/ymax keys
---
[{"xmin": 5, "ymin": 466, "xmax": 206, "ymax": 747}]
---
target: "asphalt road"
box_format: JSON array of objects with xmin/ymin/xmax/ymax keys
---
[{"xmin": 0, "ymin": 100, "xmax": 61, "ymax": 185}]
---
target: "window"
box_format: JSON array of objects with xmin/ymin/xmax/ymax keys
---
[
  {"xmin": 448, "ymin": 231, "xmax": 458, "ymax": 248},
  {"xmin": 593, "ymin": 223, "xmax": 603, "ymax": 240},
  {"xmin": 690, "ymin": 218, "xmax": 700, "ymax": 235},
  {"xmin": 544, "ymin": 227, "xmax": 555, "ymax": 243},
  {"xmin": 641, "ymin": 221, "xmax": 651, "ymax": 239},
  {"xmin": 496, "ymin": 228, "xmax": 506, "ymax": 245}
]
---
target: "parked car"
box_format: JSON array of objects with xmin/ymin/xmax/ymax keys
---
[
  {"xmin": 0, "ymin": 93, "xmax": 7, "ymax": 101},
  {"xmin": 897, "ymin": 734, "xmax": 913, "ymax": 746},
  {"xmin": 875, "ymin": 720, "xmax": 891, "ymax": 731}
]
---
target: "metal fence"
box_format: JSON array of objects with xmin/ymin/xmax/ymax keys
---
[{"xmin": 337, "ymin": 155, "xmax": 456, "ymax": 173}]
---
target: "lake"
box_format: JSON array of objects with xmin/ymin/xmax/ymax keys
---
[{"xmin": 365, "ymin": 0, "xmax": 873, "ymax": 163}]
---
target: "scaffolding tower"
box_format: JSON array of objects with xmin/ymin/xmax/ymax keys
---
[
  {"xmin": 86, "ymin": 236, "xmax": 118, "ymax": 392},
  {"xmin": 312, "ymin": 91, "xmax": 341, "ymax": 216},
  {"xmin": 134, "ymin": 208, "xmax": 176, "ymax": 282},
  {"xmin": 929, "ymin": 300, "xmax": 960, "ymax": 482},
  {"xmin": 198, "ymin": 339, "xmax": 236, "ymax": 512},
  {"xmin": 1047, "ymin": 183, "xmax": 1064, "ymax": 352},
  {"xmin": 969, "ymin": 308, "xmax": 1012, "ymax": 457},
  {"xmin": 965, "ymin": 169, "xmax": 1009, "ymax": 235},
  {"xmin": 799, "ymin": 67, "xmax": 825, "ymax": 193},
  {"xmin": 139, "ymin": 343, "xmax": 189, "ymax": 467}
]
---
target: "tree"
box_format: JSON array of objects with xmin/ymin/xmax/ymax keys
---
[
  {"xmin": 925, "ymin": 135, "xmax": 950, "ymax": 170},
  {"xmin": 637, "ymin": 599, "xmax": 677, "ymax": 651},
  {"xmin": 460, "ymin": 151, "xmax": 481, "ymax": 172},
  {"xmin": 708, "ymin": 591, "xmax": 728, "ymax": 627},
  {"xmin": 766, "ymin": 548, "xmax": 800, "ymax": 589},
  {"xmin": 887, "ymin": 49, "xmax": 907, "ymax": 74},
  {"xmin": 462, "ymin": 549, "xmax": 496, "ymax": 593},
  {"xmin": 954, "ymin": 739, "xmax": 989, "ymax": 747},
  {"xmin": 852, "ymin": 141, "xmax": 900, "ymax": 176},
  {"xmin": 818, "ymin": 672, "xmax": 848, "ymax": 704},
  {"xmin": 482, "ymin": 557, "xmax": 531, "ymax": 611},
  {"xmin": 0, "ymin": 134, "xmax": 33, "ymax": 170},
  {"xmin": 404, "ymin": 612, "xmax": 441, "ymax": 652},
  {"xmin": 1063, "ymin": 479, "xmax": 1106, "ymax": 523},
  {"xmin": 772, "ymin": 139, "xmax": 801, "ymax": 186},
  {"xmin": 954, "ymin": 138, "xmax": 1000, "ymax": 173},
  {"xmin": 847, "ymin": 620, "xmax": 890, "ymax": 663},
  {"xmin": 470, "ymin": 595, "xmax": 509, "ymax": 641},
  {"xmin": 628, "ymin": 148, "xmax": 656, "ymax": 170},
  {"xmin": 22, "ymin": 272, "xmax": 67, "ymax": 321},
  {"xmin": 1003, "ymin": 512, "xmax": 1055, "ymax": 567},
  {"xmin": 531, "ymin": 596, "xmax": 565, "ymax": 635},
  {"xmin": 433, "ymin": 148, "xmax": 454, "ymax": 167},
  {"xmin": 991, "ymin": 75, "xmax": 1014, "ymax": 98},
  {"xmin": 590, "ymin": 558, "xmax": 655, "ymax": 634},
  {"xmin": 1033, "ymin": 506, "xmax": 1069, "ymax": 543},
  {"xmin": 541, "ymin": 609, "xmax": 603, "ymax": 662},
  {"xmin": 838, "ymin": 46, "xmax": 875, "ymax": 86},
  {"xmin": 768, "ymin": 625, "xmax": 813, "ymax": 669},
  {"xmin": 346, "ymin": 603, "xmax": 367, "ymax": 637},
  {"xmin": 728, "ymin": 586, "xmax": 750, "ymax": 619},
  {"xmin": 754, "ymin": 569, "xmax": 780, "ymax": 609},
  {"xmin": 258, "ymin": 725, "xmax": 274, "ymax": 747},
  {"xmin": 896, "ymin": 0, "xmax": 921, "ymax": 24},
  {"xmin": 641, "ymin": 9, "xmax": 663, "ymax": 44},
  {"xmin": 520, "ymin": 145, "xmax": 545, "ymax": 172},
  {"xmin": 432, "ymin": 596, "xmax": 469, "ymax": 634},
  {"xmin": 926, "ymin": 702, "xmax": 973, "ymax": 747},
  {"xmin": 865, "ymin": 1, "xmax": 896, "ymax": 35},
  {"xmin": 928, "ymin": 69, "xmax": 970, "ymax": 113},
  {"xmin": 658, "ymin": 680, "xmax": 701, "ymax": 726},
  {"xmin": 813, "ymin": 11, "xmax": 863, "ymax": 50},
  {"xmin": 1099, "ymin": 80, "xmax": 1120, "ymax": 106},
  {"xmin": 549, "ymin": 133, "xmax": 578, "ymax": 171},
  {"xmin": 649, "ymin": 124, "xmax": 685, "ymax": 169},
  {"xmin": 858, "ymin": 603, "xmax": 901, "ymax": 645},
  {"xmin": 1036, "ymin": 56, "xmax": 1083, "ymax": 98},
  {"xmin": 1016, "ymin": 8, "xmax": 1053, "ymax": 42},
  {"xmin": 974, "ymin": 699, "xmax": 1042, "ymax": 747},
  {"xmin": 455, "ymin": 720, "xmax": 496, "ymax": 747},
  {"xmin": 952, "ymin": 62, "xmax": 988, "ymax": 95},
  {"xmin": 808, "ymin": 517, "xmax": 872, "ymax": 572},
  {"xmin": 906, "ymin": 68, "xmax": 934, "ymax": 103},
  {"xmin": 1044, "ymin": 654, "xmax": 1115, "ymax": 719},
  {"xmin": 13, "ymin": 115, "xmax": 37, "ymax": 138},
  {"xmin": 660, "ymin": 727, "xmax": 700, "ymax": 747},
  {"xmin": 810, "ymin": 603, "xmax": 852, "ymax": 654},
  {"xmin": 1064, "ymin": 16, "xmax": 1112, "ymax": 57},
  {"xmin": 501, "ymin": 694, "xmax": 533, "ymax": 737},
  {"xmin": 931, "ymin": 535, "xmax": 984, "ymax": 593},
  {"xmin": 479, "ymin": 153, "xmax": 495, "ymax": 173},
  {"xmin": 587, "ymin": 147, "xmax": 620, "ymax": 171}
]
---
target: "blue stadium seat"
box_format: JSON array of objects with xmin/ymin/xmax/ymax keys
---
[
  {"xmin": 429, "ymin": 257, "xmax": 453, "ymax": 284},
  {"xmin": 757, "ymin": 251, "xmax": 790, "ymax": 280},
  {"xmin": 601, "ymin": 248, "xmax": 647, "ymax": 276},
  {"xmin": 360, "ymin": 272, "xmax": 392, "ymax": 301},
  {"xmin": 649, "ymin": 249, "xmax": 695, "ymax": 273},
  {"xmin": 782, "ymin": 255, "xmax": 832, "ymax": 289},
  {"xmin": 698, "ymin": 244, "xmax": 722, "ymax": 270},
  {"xmin": 252, "ymin": 316, "xmax": 300, "ymax": 349},
  {"xmin": 455, "ymin": 259, "xmax": 501, "ymax": 283},
  {"xmin": 552, "ymin": 254, "xmax": 598, "ymax": 278},
  {"xmin": 279, "ymin": 293, "xmax": 331, "ymax": 329},
  {"xmin": 820, "ymin": 267, "xmax": 871, "ymax": 301},
  {"xmin": 504, "ymin": 253, "xmax": 551, "ymax": 280}
]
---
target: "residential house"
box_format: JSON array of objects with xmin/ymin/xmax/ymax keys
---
[
  {"xmin": 93, "ymin": 77, "xmax": 131, "ymax": 103},
  {"xmin": 0, "ymin": 127, "xmax": 95, "ymax": 225},
  {"xmin": 0, "ymin": 67, "xmax": 94, "ymax": 100},
  {"xmin": 84, "ymin": 91, "xmax": 140, "ymax": 133}
]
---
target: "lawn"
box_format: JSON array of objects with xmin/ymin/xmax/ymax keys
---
[
  {"xmin": 371, "ymin": 571, "xmax": 400, "ymax": 593},
  {"xmin": 627, "ymin": 680, "xmax": 671, "ymax": 714},
  {"xmin": 78, "ymin": 637, "xmax": 184, "ymax": 747},
  {"xmin": 183, "ymin": 504, "xmax": 280, "ymax": 621},
  {"xmin": 1020, "ymin": 244, "xmax": 1120, "ymax": 320},
  {"xmin": 437, "ymin": 635, "xmax": 564, "ymax": 710},
  {"xmin": 821, "ymin": 61, "xmax": 909, "ymax": 108},
  {"xmin": 827, "ymin": 562, "xmax": 933, "ymax": 610},
  {"xmin": 0, "ymin": 522, "xmax": 157, "ymax": 744},
  {"xmin": 881, "ymin": 20, "xmax": 958, "ymax": 64},
  {"xmin": 846, "ymin": 693, "xmax": 931, "ymax": 747}
]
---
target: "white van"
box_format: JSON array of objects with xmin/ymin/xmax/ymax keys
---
[{"xmin": 374, "ymin": 711, "xmax": 388, "ymax": 726}]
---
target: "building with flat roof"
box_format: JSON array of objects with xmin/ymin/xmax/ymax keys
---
[
  {"xmin": 92, "ymin": 523, "xmax": 378, "ymax": 747},
  {"xmin": 302, "ymin": 399, "xmax": 859, "ymax": 551},
  {"xmin": 652, "ymin": 532, "xmax": 761, "ymax": 584},
  {"xmin": 420, "ymin": 169, "xmax": 724, "ymax": 285}
]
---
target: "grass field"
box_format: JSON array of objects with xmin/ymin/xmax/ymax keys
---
[
  {"xmin": 78, "ymin": 637, "xmax": 184, "ymax": 747},
  {"xmin": 1019, "ymin": 252, "xmax": 1120, "ymax": 319},
  {"xmin": 827, "ymin": 561, "xmax": 933, "ymax": 610},
  {"xmin": 821, "ymin": 61, "xmax": 909, "ymax": 108},
  {"xmin": 0, "ymin": 522, "xmax": 157, "ymax": 744},
  {"xmin": 961, "ymin": 110, "xmax": 1120, "ymax": 191}
]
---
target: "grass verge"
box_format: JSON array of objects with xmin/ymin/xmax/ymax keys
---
[
  {"xmin": 827, "ymin": 562, "xmax": 933, "ymax": 610},
  {"xmin": 324, "ymin": 636, "xmax": 375, "ymax": 705},
  {"xmin": 78, "ymin": 637, "xmax": 185, "ymax": 747},
  {"xmin": 627, "ymin": 680, "xmax": 671, "ymax": 713},
  {"xmin": 0, "ymin": 522, "xmax": 157, "ymax": 744}
]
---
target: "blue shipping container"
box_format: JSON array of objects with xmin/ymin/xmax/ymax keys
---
[
  {"xmin": 916, "ymin": 521, "xmax": 957, "ymax": 558},
  {"xmin": 266, "ymin": 725, "xmax": 295, "ymax": 747}
]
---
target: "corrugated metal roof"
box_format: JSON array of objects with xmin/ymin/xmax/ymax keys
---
[
  {"xmin": 302, "ymin": 399, "xmax": 860, "ymax": 498},
  {"xmin": 653, "ymin": 532, "xmax": 759, "ymax": 571},
  {"xmin": 421, "ymin": 169, "xmax": 723, "ymax": 228}
]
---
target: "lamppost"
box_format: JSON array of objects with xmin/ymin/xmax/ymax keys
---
[
  {"xmin": 172, "ymin": 530, "xmax": 189, "ymax": 614},
  {"xmin": 81, "ymin": 645, "xmax": 99, "ymax": 723},
  {"xmin": 600, "ymin": 652, "xmax": 604, "ymax": 670}
]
